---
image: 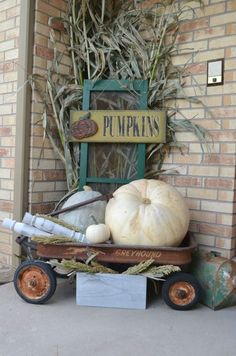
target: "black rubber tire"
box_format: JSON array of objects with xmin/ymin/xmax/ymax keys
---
[
  {"xmin": 162, "ymin": 272, "xmax": 202, "ymax": 310},
  {"xmin": 14, "ymin": 260, "xmax": 57, "ymax": 304}
]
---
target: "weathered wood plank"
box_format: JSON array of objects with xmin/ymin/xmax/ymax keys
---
[{"xmin": 76, "ymin": 273, "xmax": 147, "ymax": 309}]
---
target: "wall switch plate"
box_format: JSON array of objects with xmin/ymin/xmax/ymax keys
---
[{"xmin": 207, "ymin": 59, "xmax": 224, "ymax": 86}]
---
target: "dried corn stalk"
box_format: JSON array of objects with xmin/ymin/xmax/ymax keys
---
[{"xmin": 32, "ymin": 0, "xmax": 208, "ymax": 191}]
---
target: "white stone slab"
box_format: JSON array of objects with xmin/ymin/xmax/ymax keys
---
[{"xmin": 76, "ymin": 273, "xmax": 147, "ymax": 309}]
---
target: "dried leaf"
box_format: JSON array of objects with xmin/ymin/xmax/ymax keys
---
[{"xmin": 32, "ymin": 0, "xmax": 207, "ymax": 190}]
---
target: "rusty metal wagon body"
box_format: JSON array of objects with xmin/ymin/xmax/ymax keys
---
[
  {"xmin": 34, "ymin": 235, "xmax": 196, "ymax": 267},
  {"xmin": 16, "ymin": 233, "xmax": 196, "ymax": 267},
  {"xmin": 13, "ymin": 234, "xmax": 202, "ymax": 310}
]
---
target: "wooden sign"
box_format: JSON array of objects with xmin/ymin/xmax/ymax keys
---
[{"xmin": 70, "ymin": 110, "xmax": 166, "ymax": 143}]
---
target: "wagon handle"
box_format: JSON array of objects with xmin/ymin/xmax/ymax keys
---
[{"xmin": 49, "ymin": 193, "xmax": 113, "ymax": 217}]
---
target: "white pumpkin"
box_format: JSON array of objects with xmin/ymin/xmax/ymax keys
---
[
  {"xmin": 59, "ymin": 186, "xmax": 107, "ymax": 232},
  {"xmin": 86, "ymin": 224, "xmax": 110, "ymax": 244},
  {"xmin": 105, "ymin": 179, "xmax": 189, "ymax": 247}
]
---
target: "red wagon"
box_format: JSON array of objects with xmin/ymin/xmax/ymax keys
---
[{"xmin": 13, "ymin": 234, "xmax": 202, "ymax": 310}]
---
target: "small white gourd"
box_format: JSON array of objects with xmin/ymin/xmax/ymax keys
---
[{"xmin": 86, "ymin": 223, "xmax": 110, "ymax": 244}]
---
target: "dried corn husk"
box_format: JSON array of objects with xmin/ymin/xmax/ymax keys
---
[{"xmin": 32, "ymin": 0, "xmax": 208, "ymax": 191}]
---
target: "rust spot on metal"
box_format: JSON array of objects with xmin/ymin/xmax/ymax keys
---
[
  {"xmin": 17, "ymin": 265, "xmax": 50, "ymax": 300},
  {"xmin": 36, "ymin": 238, "xmax": 196, "ymax": 266},
  {"xmin": 169, "ymin": 281, "xmax": 196, "ymax": 306}
]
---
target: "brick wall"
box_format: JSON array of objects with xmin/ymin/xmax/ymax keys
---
[
  {"xmin": 160, "ymin": 0, "xmax": 236, "ymax": 258},
  {"xmin": 28, "ymin": 0, "xmax": 236, "ymax": 258},
  {"xmin": 0, "ymin": 0, "xmax": 235, "ymax": 264},
  {"xmin": 29, "ymin": 0, "xmax": 69, "ymax": 215},
  {"xmin": 0, "ymin": 0, "xmax": 69, "ymax": 265},
  {"xmin": 0, "ymin": 0, "xmax": 20, "ymax": 265}
]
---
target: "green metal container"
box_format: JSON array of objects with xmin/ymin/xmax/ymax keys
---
[{"xmin": 191, "ymin": 252, "xmax": 236, "ymax": 310}]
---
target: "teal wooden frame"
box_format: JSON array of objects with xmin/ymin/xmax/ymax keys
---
[{"xmin": 79, "ymin": 79, "xmax": 148, "ymax": 190}]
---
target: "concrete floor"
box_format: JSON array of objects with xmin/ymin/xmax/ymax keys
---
[{"xmin": 0, "ymin": 279, "xmax": 236, "ymax": 356}]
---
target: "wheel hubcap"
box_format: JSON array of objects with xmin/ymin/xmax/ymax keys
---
[
  {"xmin": 18, "ymin": 266, "xmax": 50, "ymax": 300},
  {"xmin": 169, "ymin": 281, "xmax": 196, "ymax": 306}
]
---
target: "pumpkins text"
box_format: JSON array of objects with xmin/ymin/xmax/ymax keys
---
[{"xmin": 70, "ymin": 110, "xmax": 166, "ymax": 143}]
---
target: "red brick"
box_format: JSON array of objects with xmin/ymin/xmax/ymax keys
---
[
  {"xmin": 176, "ymin": 32, "xmax": 193, "ymax": 43},
  {"xmin": 0, "ymin": 201, "xmax": 13, "ymax": 212},
  {"xmin": 7, "ymin": 6, "xmax": 20, "ymax": 18},
  {"xmin": 0, "ymin": 62, "xmax": 15, "ymax": 72},
  {"xmin": 31, "ymin": 136, "xmax": 51, "ymax": 148},
  {"xmin": 175, "ymin": 176, "xmax": 202, "ymax": 187},
  {"xmin": 180, "ymin": 18, "xmax": 209, "ymax": 33},
  {"xmin": 195, "ymin": 119, "xmax": 221, "ymax": 130},
  {"xmin": 35, "ymin": 45, "xmax": 54, "ymax": 60},
  {"xmin": 212, "ymin": 131, "xmax": 236, "ymax": 141},
  {"xmin": 190, "ymin": 210, "xmax": 216, "ymax": 224},
  {"xmin": 37, "ymin": 1, "xmax": 60, "ymax": 17},
  {"xmin": 186, "ymin": 198, "xmax": 200, "ymax": 210},
  {"xmin": 2, "ymin": 158, "xmax": 15, "ymax": 168},
  {"xmin": 32, "ymin": 125, "xmax": 44, "ymax": 136},
  {"xmin": 30, "ymin": 202, "xmax": 55, "ymax": 215},
  {"xmin": 227, "ymin": 0, "xmax": 236, "ymax": 11},
  {"xmin": 225, "ymin": 48, "xmax": 231, "ymax": 58},
  {"xmin": 34, "ymin": 33, "xmax": 48, "ymax": 47},
  {"xmin": 187, "ymin": 62, "xmax": 207, "ymax": 75},
  {"xmin": 31, "ymin": 170, "xmax": 43, "ymax": 181},
  {"xmin": 226, "ymin": 23, "xmax": 236, "ymax": 35},
  {"xmin": 224, "ymin": 71, "xmax": 236, "ymax": 82},
  {"xmin": 0, "ymin": 148, "xmax": 10, "ymax": 156},
  {"xmin": 50, "ymin": 0, "xmax": 67, "ymax": 12},
  {"xmin": 35, "ymin": 11, "xmax": 49, "ymax": 26},
  {"xmin": 173, "ymin": 154, "xmax": 202, "ymax": 165},
  {"xmin": 223, "ymin": 96, "xmax": 231, "ymax": 106},
  {"xmin": 139, "ymin": 0, "xmax": 159, "ymax": 9},
  {"xmin": 43, "ymin": 170, "xmax": 66, "ymax": 181},
  {"xmin": 199, "ymin": 223, "xmax": 233, "ymax": 238},
  {"xmin": 211, "ymin": 107, "xmax": 236, "ymax": 118},
  {"xmin": 202, "ymin": 154, "xmax": 235, "ymax": 166},
  {"xmin": 204, "ymin": 178, "xmax": 234, "ymax": 190},
  {"xmin": 0, "ymin": 128, "xmax": 11, "ymax": 136},
  {"xmin": 194, "ymin": 26, "xmax": 225, "ymax": 40},
  {"xmin": 48, "ymin": 17, "xmax": 65, "ymax": 31}
]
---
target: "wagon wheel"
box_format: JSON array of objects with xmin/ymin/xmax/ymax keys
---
[
  {"xmin": 14, "ymin": 260, "xmax": 57, "ymax": 304},
  {"xmin": 52, "ymin": 265, "xmax": 74, "ymax": 279},
  {"xmin": 162, "ymin": 272, "xmax": 202, "ymax": 310}
]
